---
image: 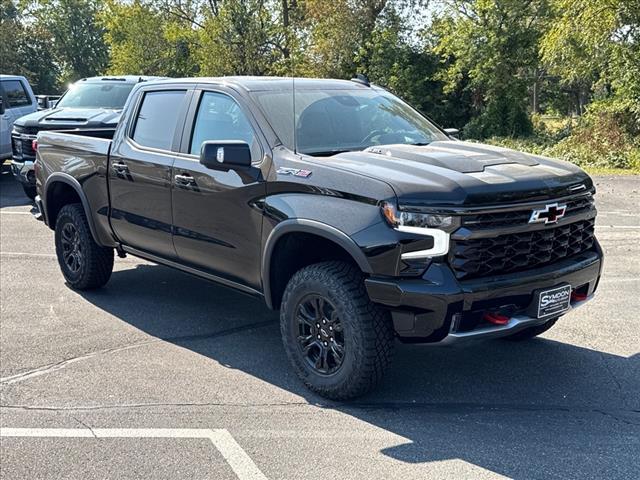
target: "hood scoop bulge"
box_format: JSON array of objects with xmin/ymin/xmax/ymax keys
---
[{"xmin": 364, "ymin": 141, "xmax": 539, "ymax": 173}]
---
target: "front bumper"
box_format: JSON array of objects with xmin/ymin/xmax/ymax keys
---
[
  {"xmin": 11, "ymin": 159, "xmax": 35, "ymax": 186},
  {"xmin": 365, "ymin": 245, "xmax": 603, "ymax": 344}
]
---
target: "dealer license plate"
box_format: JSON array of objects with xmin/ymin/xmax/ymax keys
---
[{"xmin": 535, "ymin": 284, "xmax": 572, "ymax": 318}]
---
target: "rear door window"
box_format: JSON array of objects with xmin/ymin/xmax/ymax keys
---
[
  {"xmin": 131, "ymin": 90, "xmax": 186, "ymax": 151},
  {"xmin": 1, "ymin": 80, "xmax": 31, "ymax": 108}
]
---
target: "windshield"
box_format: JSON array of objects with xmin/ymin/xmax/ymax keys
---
[
  {"xmin": 253, "ymin": 88, "xmax": 448, "ymax": 156},
  {"xmin": 56, "ymin": 82, "xmax": 135, "ymax": 109}
]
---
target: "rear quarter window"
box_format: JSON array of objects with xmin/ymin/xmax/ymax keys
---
[
  {"xmin": 1, "ymin": 80, "xmax": 32, "ymax": 108},
  {"xmin": 131, "ymin": 90, "xmax": 186, "ymax": 151}
]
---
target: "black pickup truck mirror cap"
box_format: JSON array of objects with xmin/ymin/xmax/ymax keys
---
[{"xmin": 200, "ymin": 141, "xmax": 252, "ymax": 170}]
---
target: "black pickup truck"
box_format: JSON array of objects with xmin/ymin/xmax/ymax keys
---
[{"xmin": 33, "ymin": 77, "xmax": 603, "ymax": 399}]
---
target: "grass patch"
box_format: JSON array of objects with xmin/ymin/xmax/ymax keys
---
[{"xmin": 582, "ymin": 166, "xmax": 640, "ymax": 176}]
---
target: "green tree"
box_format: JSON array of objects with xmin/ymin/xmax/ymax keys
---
[
  {"xmin": 0, "ymin": 0, "xmax": 22, "ymax": 76},
  {"xmin": 541, "ymin": 0, "xmax": 640, "ymax": 125},
  {"xmin": 102, "ymin": 0, "xmax": 199, "ymax": 77},
  {"xmin": 198, "ymin": 0, "xmax": 280, "ymax": 76},
  {"xmin": 29, "ymin": 0, "xmax": 109, "ymax": 82},
  {"xmin": 0, "ymin": 0, "xmax": 60, "ymax": 92},
  {"xmin": 428, "ymin": 0, "xmax": 550, "ymax": 138}
]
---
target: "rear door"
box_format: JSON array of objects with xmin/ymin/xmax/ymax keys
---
[
  {"xmin": 171, "ymin": 88, "xmax": 269, "ymax": 291},
  {"xmin": 108, "ymin": 86, "xmax": 192, "ymax": 259}
]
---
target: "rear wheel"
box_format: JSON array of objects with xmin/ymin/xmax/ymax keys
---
[
  {"xmin": 22, "ymin": 184, "xmax": 36, "ymax": 200},
  {"xmin": 503, "ymin": 317, "xmax": 558, "ymax": 341},
  {"xmin": 54, "ymin": 203, "xmax": 114, "ymax": 290},
  {"xmin": 280, "ymin": 261, "xmax": 394, "ymax": 400}
]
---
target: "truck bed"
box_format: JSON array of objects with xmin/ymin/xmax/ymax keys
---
[
  {"xmin": 35, "ymin": 128, "xmax": 116, "ymax": 246},
  {"xmin": 37, "ymin": 128, "xmax": 115, "ymax": 157}
]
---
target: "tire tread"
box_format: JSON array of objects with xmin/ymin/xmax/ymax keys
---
[{"xmin": 280, "ymin": 261, "xmax": 394, "ymax": 400}]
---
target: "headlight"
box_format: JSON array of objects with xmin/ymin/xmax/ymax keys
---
[
  {"xmin": 381, "ymin": 202, "xmax": 459, "ymax": 258},
  {"xmin": 381, "ymin": 202, "xmax": 459, "ymax": 232}
]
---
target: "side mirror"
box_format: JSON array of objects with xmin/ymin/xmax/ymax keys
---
[
  {"xmin": 444, "ymin": 128, "xmax": 460, "ymax": 139},
  {"xmin": 200, "ymin": 141, "xmax": 252, "ymax": 170}
]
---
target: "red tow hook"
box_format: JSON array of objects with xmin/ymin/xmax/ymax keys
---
[
  {"xmin": 571, "ymin": 292, "xmax": 588, "ymax": 302},
  {"xmin": 483, "ymin": 312, "xmax": 511, "ymax": 325}
]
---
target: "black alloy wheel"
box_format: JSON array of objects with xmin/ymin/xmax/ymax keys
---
[
  {"xmin": 60, "ymin": 222, "xmax": 84, "ymax": 274},
  {"xmin": 296, "ymin": 295, "xmax": 345, "ymax": 375}
]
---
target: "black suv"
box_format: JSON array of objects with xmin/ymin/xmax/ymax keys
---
[{"xmin": 34, "ymin": 77, "xmax": 602, "ymax": 399}]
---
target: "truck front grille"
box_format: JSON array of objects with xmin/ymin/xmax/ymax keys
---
[
  {"xmin": 461, "ymin": 195, "xmax": 594, "ymax": 229},
  {"xmin": 450, "ymin": 218, "xmax": 596, "ymax": 279},
  {"xmin": 11, "ymin": 133, "xmax": 36, "ymax": 159}
]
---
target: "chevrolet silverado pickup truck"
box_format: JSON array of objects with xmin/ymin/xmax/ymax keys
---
[
  {"xmin": 34, "ymin": 77, "xmax": 603, "ymax": 399},
  {"xmin": 12, "ymin": 76, "xmax": 158, "ymax": 199}
]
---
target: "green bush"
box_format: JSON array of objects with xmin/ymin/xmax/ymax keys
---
[{"xmin": 483, "ymin": 100, "xmax": 640, "ymax": 172}]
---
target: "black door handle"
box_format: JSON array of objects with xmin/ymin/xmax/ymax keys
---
[{"xmin": 174, "ymin": 174, "xmax": 196, "ymax": 186}]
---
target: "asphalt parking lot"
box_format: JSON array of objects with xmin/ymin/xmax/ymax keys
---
[{"xmin": 1, "ymin": 171, "xmax": 638, "ymax": 479}]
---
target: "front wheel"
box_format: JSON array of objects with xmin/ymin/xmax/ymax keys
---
[
  {"xmin": 280, "ymin": 261, "xmax": 394, "ymax": 400},
  {"xmin": 54, "ymin": 203, "xmax": 114, "ymax": 290}
]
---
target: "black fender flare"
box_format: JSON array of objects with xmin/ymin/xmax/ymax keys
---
[
  {"xmin": 43, "ymin": 172, "xmax": 101, "ymax": 244},
  {"xmin": 261, "ymin": 218, "xmax": 373, "ymax": 309}
]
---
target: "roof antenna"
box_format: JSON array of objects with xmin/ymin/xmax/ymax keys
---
[{"xmin": 351, "ymin": 73, "xmax": 370, "ymax": 87}]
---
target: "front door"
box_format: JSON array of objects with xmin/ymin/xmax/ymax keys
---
[
  {"xmin": 108, "ymin": 88, "xmax": 190, "ymax": 259},
  {"xmin": 171, "ymin": 90, "xmax": 268, "ymax": 290}
]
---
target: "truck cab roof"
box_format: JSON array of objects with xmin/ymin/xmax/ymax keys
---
[{"xmin": 141, "ymin": 76, "xmax": 378, "ymax": 92}]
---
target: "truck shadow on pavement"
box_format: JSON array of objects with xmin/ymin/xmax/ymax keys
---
[
  {"xmin": 0, "ymin": 171, "xmax": 33, "ymax": 208},
  {"xmin": 79, "ymin": 263, "xmax": 640, "ymax": 479}
]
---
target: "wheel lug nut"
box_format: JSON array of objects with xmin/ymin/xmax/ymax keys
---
[
  {"xmin": 316, "ymin": 323, "xmax": 320, "ymax": 328},
  {"xmin": 322, "ymin": 319, "xmax": 327, "ymax": 324},
  {"xmin": 329, "ymin": 326, "xmax": 333, "ymax": 331},
  {"xmin": 323, "ymin": 341, "xmax": 328, "ymax": 346},
  {"xmin": 317, "ymin": 335, "xmax": 321, "ymax": 339}
]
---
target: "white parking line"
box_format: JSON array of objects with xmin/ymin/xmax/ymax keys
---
[
  {"xmin": 595, "ymin": 225, "xmax": 640, "ymax": 229},
  {"xmin": 1, "ymin": 252, "xmax": 56, "ymax": 258},
  {"xmin": 0, "ymin": 427, "xmax": 267, "ymax": 480}
]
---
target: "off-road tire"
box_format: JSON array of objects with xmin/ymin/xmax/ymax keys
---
[
  {"xmin": 280, "ymin": 261, "xmax": 394, "ymax": 400},
  {"xmin": 503, "ymin": 317, "xmax": 558, "ymax": 341},
  {"xmin": 22, "ymin": 184, "xmax": 37, "ymax": 200},
  {"xmin": 54, "ymin": 203, "xmax": 113, "ymax": 290}
]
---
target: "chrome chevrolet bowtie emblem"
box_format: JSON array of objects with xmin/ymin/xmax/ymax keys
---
[{"xmin": 529, "ymin": 203, "xmax": 567, "ymax": 225}]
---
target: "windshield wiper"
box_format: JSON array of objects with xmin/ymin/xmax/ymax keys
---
[{"xmin": 303, "ymin": 149, "xmax": 358, "ymax": 157}]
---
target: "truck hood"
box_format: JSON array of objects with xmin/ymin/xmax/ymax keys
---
[
  {"xmin": 14, "ymin": 107, "xmax": 122, "ymax": 130},
  {"xmin": 320, "ymin": 141, "xmax": 592, "ymax": 207}
]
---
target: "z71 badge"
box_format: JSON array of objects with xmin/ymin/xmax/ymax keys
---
[{"xmin": 277, "ymin": 167, "xmax": 312, "ymax": 178}]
